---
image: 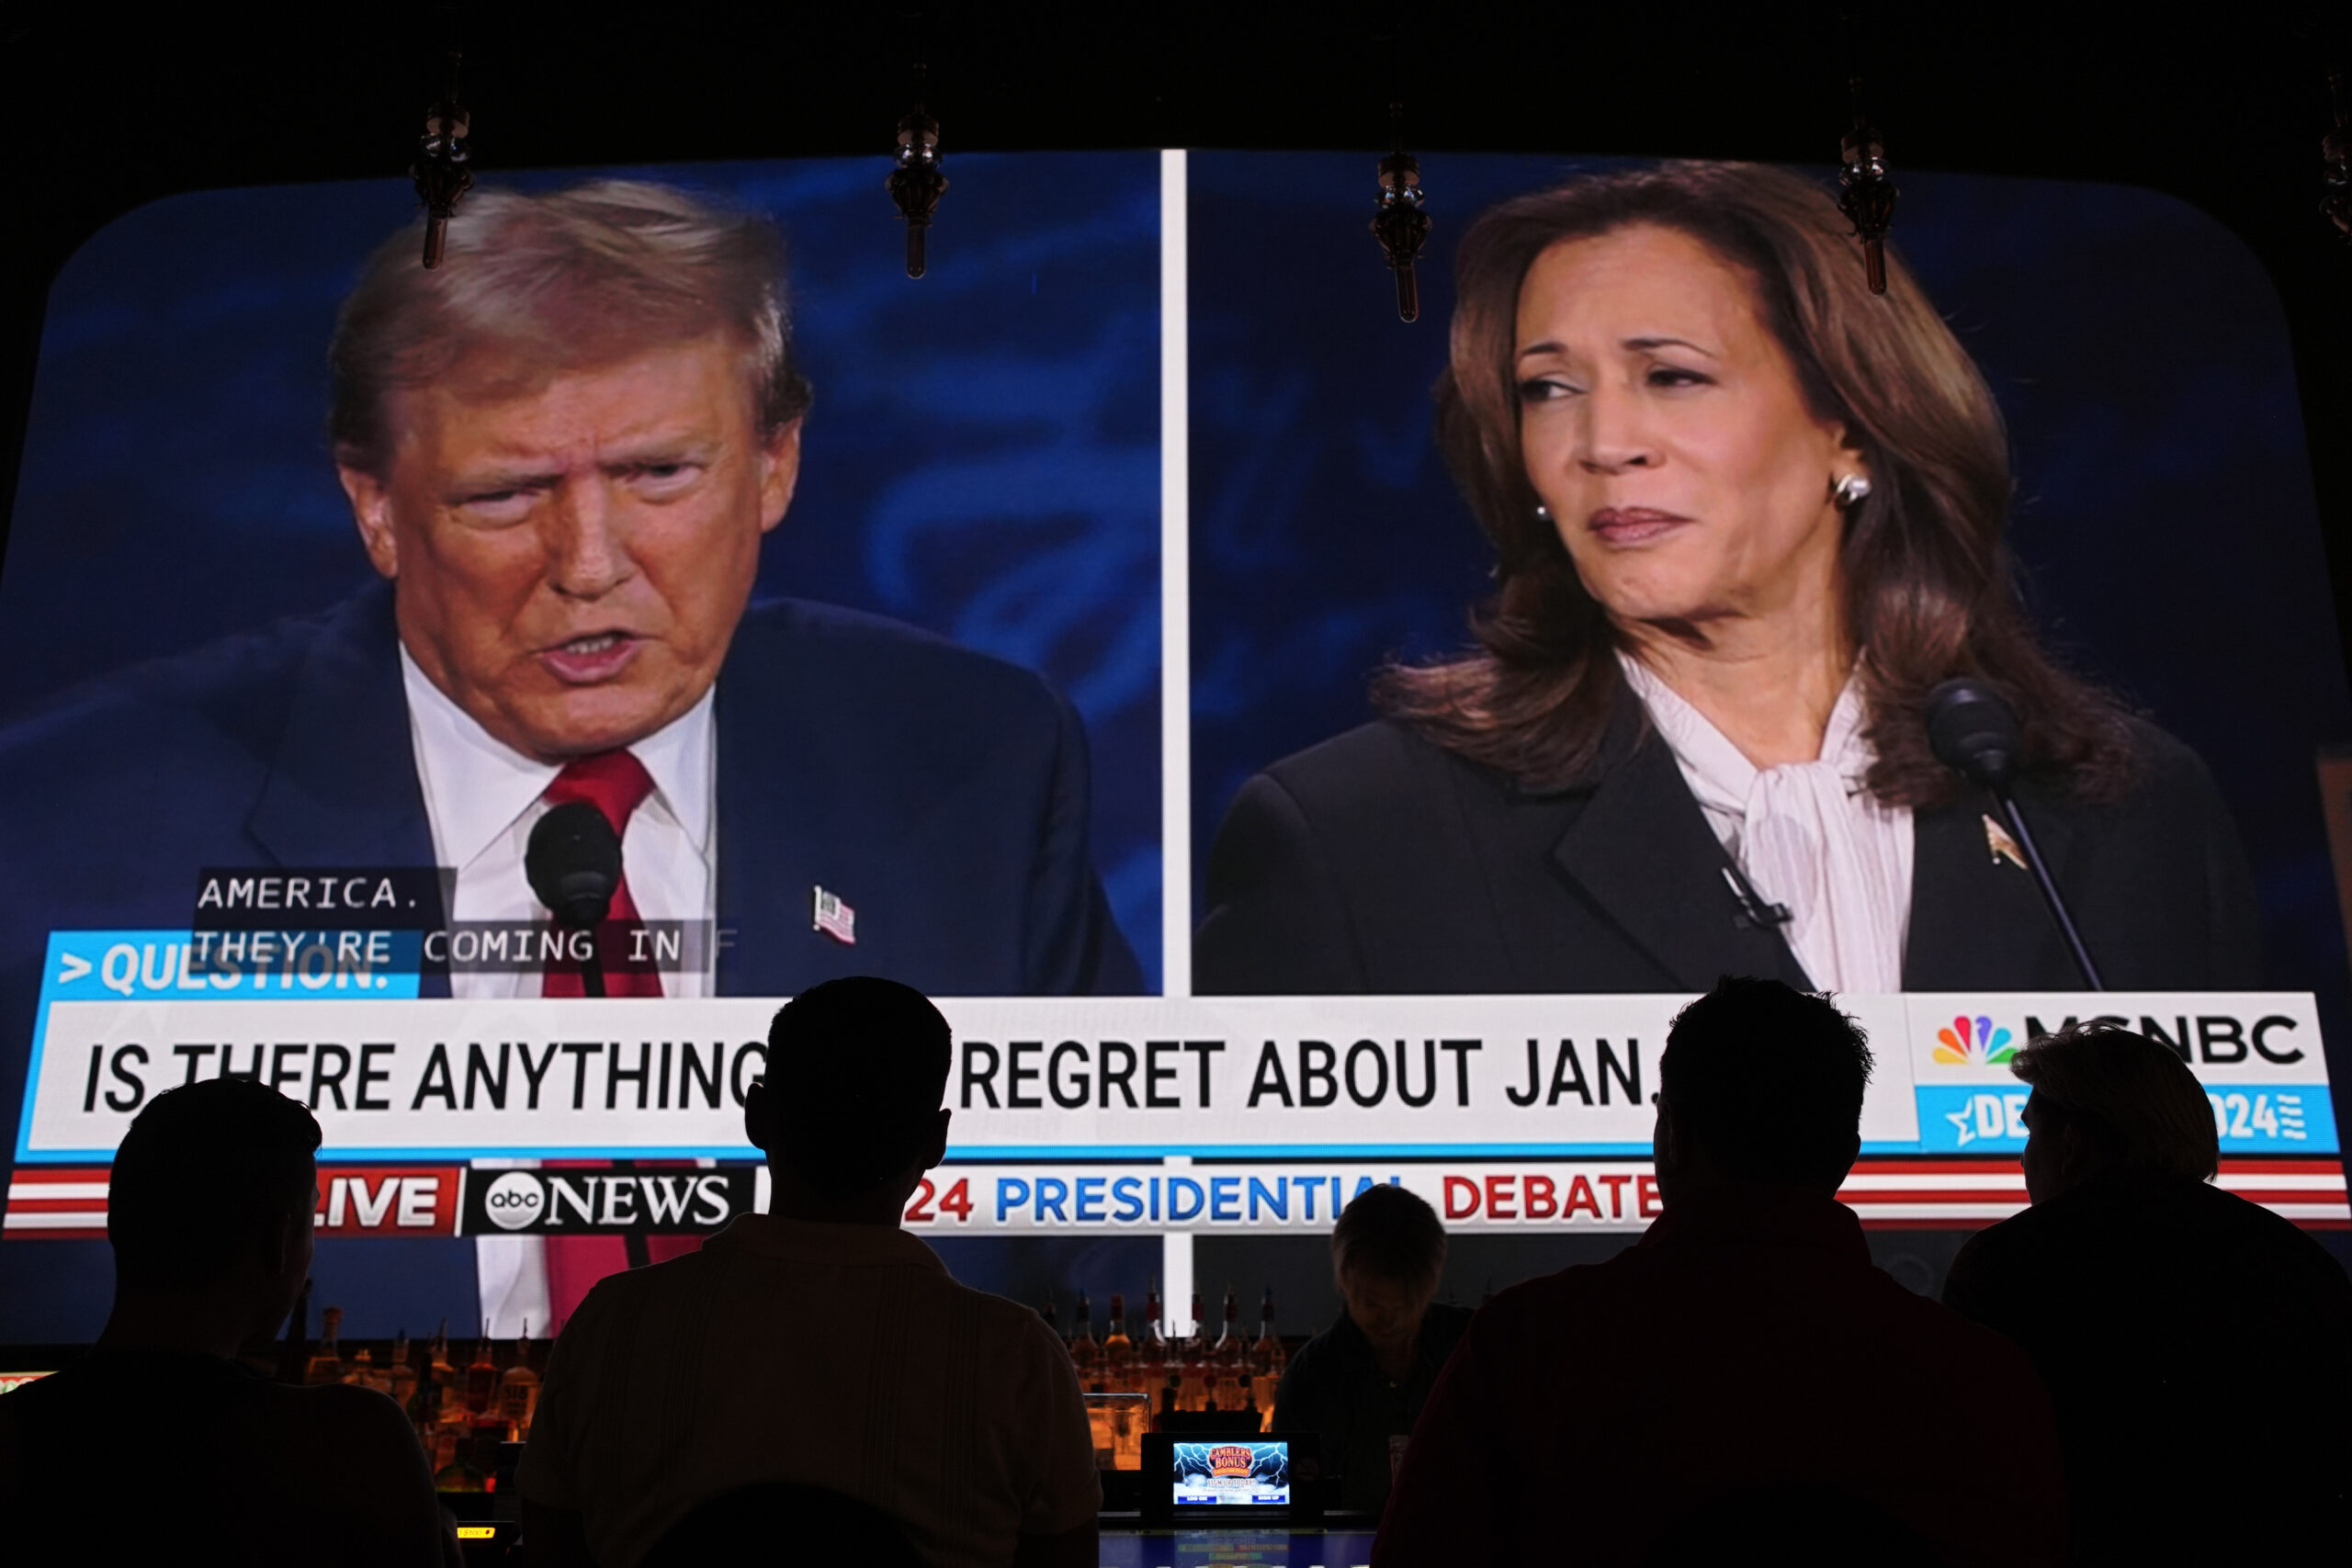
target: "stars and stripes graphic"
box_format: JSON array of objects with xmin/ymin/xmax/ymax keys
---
[
  {"xmin": 4, "ymin": 1167, "xmax": 110, "ymax": 1239},
  {"xmin": 7, "ymin": 1157, "xmax": 2345, "ymax": 1238},
  {"xmin": 811, "ymin": 886, "xmax": 857, "ymax": 945},
  {"xmin": 1836, "ymin": 1157, "xmax": 2349, "ymax": 1228}
]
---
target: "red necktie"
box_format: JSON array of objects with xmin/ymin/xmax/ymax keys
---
[
  {"xmin": 536, "ymin": 751, "xmax": 694, "ymax": 1321},
  {"xmin": 537, "ymin": 750, "xmax": 665, "ymax": 998}
]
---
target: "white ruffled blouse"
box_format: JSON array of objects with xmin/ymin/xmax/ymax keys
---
[{"xmin": 1616, "ymin": 652, "xmax": 1914, "ymax": 993}]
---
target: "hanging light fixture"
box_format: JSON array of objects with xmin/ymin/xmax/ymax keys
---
[
  {"xmin": 1372, "ymin": 106, "xmax": 1431, "ymax": 322},
  {"xmin": 888, "ymin": 62, "xmax": 947, "ymax": 279},
  {"xmin": 411, "ymin": 51, "xmax": 474, "ymax": 270},
  {"xmin": 1838, "ymin": 76, "xmax": 1898, "ymax": 295}
]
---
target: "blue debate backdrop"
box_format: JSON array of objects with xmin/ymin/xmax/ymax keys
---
[
  {"xmin": 0, "ymin": 152, "xmax": 1164, "ymax": 1329},
  {"xmin": 7, "ymin": 148, "xmax": 2352, "ymax": 1333},
  {"xmin": 0, "ymin": 152, "xmax": 1165, "ymax": 989},
  {"xmin": 1186, "ymin": 152, "xmax": 2352, "ymax": 1069}
]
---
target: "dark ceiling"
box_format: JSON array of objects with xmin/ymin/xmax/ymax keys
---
[{"xmin": 6, "ymin": 3, "xmax": 2351, "ymax": 619}]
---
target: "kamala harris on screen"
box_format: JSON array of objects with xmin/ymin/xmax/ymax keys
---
[{"xmin": 1193, "ymin": 161, "xmax": 2258, "ymax": 998}]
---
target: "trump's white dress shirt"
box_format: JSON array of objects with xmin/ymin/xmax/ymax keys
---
[
  {"xmin": 398, "ymin": 648, "xmax": 718, "ymax": 998},
  {"xmin": 1617, "ymin": 652, "xmax": 1914, "ymax": 994},
  {"xmin": 399, "ymin": 648, "xmax": 721, "ymax": 1336}
]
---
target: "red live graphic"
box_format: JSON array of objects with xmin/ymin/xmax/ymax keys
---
[
  {"xmin": 314, "ymin": 1168, "xmax": 462, "ymax": 1236},
  {"xmin": 1443, "ymin": 1172, "xmax": 1662, "ymax": 1223}
]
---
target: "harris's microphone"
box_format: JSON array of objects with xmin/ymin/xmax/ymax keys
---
[
  {"xmin": 526, "ymin": 800, "xmax": 622, "ymax": 998},
  {"xmin": 1925, "ymin": 679, "xmax": 2105, "ymax": 990}
]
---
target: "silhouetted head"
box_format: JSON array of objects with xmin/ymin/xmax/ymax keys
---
[
  {"xmin": 1656, "ymin": 977, "xmax": 1872, "ymax": 1198},
  {"xmin": 2011, "ymin": 1023, "xmax": 2219, "ymax": 1203},
  {"xmin": 107, "ymin": 1077, "xmax": 321, "ymax": 1303},
  {"xmin": 748, "ymin": 977, "xmax": 953, "ymax": 1200},
  {"xmin": 1330, "ymin": 1183, "xmax": 1447, "ymax": 1356}
]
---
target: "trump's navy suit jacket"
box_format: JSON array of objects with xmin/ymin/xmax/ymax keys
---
[{"xmin": 0, "ymin": 582, "xmax": 1140, "ymax": 1335}]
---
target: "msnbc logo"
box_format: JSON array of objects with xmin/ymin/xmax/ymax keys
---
[{"xmin": 1932, "ymin": 1014, "xmax": 2018, "ymax": 1067}]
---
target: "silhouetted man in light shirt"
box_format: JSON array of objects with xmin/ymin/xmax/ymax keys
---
[{"xmin": 518, "ymin": 977, "xmax": 1100, "ymax": 1568}]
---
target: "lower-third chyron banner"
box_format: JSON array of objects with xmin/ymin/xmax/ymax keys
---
[
  {"xmin": 8, "ymin": 1157, "xmax": 2345, "ymax": 1243},
  {"xmin": 14, "ymin": 973, "xmax": 2335, "ymax": 1166}
]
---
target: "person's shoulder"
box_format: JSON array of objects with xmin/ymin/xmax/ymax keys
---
[
  {"xmin": 733, "ymin": 598, "xmax": 1066, "ymax": 717},
  {"xmin": 2185, "ymin": 1179, "xmax": 2352, "ymax": 1299},
  {"xmin": 1856, "ymin": 1252, "xmax": 2046, "ymax": 1373},
  {"xmin": 277, "ymin": 1379, "xmax": 419, "ymax": 1443},
  {"xmin": 1941, "ymin": 1204, "xmax": 2039, "ymax": 1316},
  {"xmin": 2102, "ymin": 714, "xmax": 2227, "ymax": 813},
  {"xmin": 1949, "ymin": 1193, "xmax": 2063, "ymax": 1270},
  {"xmin": 0, "ymin": 592, "xmax": 373, "ymax": 764},
  {"xmin": 568, "ymin": 1239, "xmax": 709, "ymax": 1323},
  {"xmin": 1465, "ymin": 1262, "xmax": 1612, "ymax": 1342},
  {"xmin": 1420, "ymin": 1301, "xmax": 1478, "ymax": 1343},
  {"xmin": 937, "ymin": 1273, "xmax": 1069, "ymax": 1355},
  {"xmin": 1255, "ymin": 718, "xmax": 1478, "ymax": 796},
  {"xmin": 1280, "ymin": 1321, "xmax": 1355, "ymax": 1379},
  {"xmin": 1229, "ymin": 720, "xmax": 1520, "ymax": 846}
]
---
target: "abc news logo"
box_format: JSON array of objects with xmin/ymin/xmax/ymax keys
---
[{"xmin": 463, "ymin": 1167, "xmax": 758, "ymax": 1236}]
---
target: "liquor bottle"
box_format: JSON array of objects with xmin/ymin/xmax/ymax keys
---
[
  {"xmin": 348, "ymin": 1347, "xmax": 381, "ymax": 1393},
  {"xmin": 303, "ymin": 1305, "xmax": 347, "ymax": 1385},
  {"xmin": 427, "ymin": 1319, "xmax": 468, "ymax": 1447},
  {"xmin": 426, "ymin": 1320, "xmax": 456, "ymax": 1406},
  {"xmin": 1137, "ymin": 1278, "xmax": 1170, "ymax": 1412},
  {"xmin": 1102, "ymin": 1293, "xmax": 1136, "ymax": 1396},
  {"xmin": 1208, "ymin": 1282, "xmax": 1245, "ymax": 1411},
  {"xmin": 1177, "ymin": 1292, "xmax": 1210, "ymax": 1412},
  {"xmin": 388, "ymin": 1329, "xmax": 416, "ymax": 1410},
  {"xmin": 433, "ymin": 1423, "xmax": 490, "ymax": 1493},
  {"xmin": 1250, "ymin": 1288, "xmax": 1286, "ymax": 1422},
  {"xmin": 495, "ymin": 1321, "xmax": 543, "ymax": 1439},
  {"xmin": 1041, "ymin": 1290, "xmax": 1062, "ymax": 1350},
  {"xmin": 1069, "ymin": 1291, "xmax": 1102, "ymax": 1392},
  {"xmin": 464, "ymin": 1331, "xmax": 499, "ymax": 1416}
]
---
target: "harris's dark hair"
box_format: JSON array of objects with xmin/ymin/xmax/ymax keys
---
[
  {"xmin": 765, "ymin": 977, "xmax": 952, "ymax": 1196},
  {"xmin": 1377, "ymin": 160, "xmax": 2139, "ymax": 808},
  {"xmin": 1661, "ymin": 976, "xmax": 1872, "ymax": 1190},
  {"xmin": 107, "ymin": 1077, "xmax": 322, "ymax": 1290}
]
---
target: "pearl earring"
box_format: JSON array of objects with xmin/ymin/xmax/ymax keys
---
[
  {"xmin": 1534, "ymin": 503, "xmax": 1554, "ymax": 522},
  {"xmin": 1832, "ymin": 473, "xmax": 1872, "ymax": 507}
]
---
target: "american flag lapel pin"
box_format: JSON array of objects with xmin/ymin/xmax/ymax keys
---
[
  {"xmin": 1982, "ymin": 813, "xmax": 2028, "ymax": 871},
  {"xmin": 812, "ymin": 886, "xmax": 857, "ymax": 945}
]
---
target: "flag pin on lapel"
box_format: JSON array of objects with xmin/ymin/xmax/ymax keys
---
[
  {"xmin": 812, "ymin": 886, "xmax": 856, "ymax": 945},
  {"xmin": 1983, "ymin": 813, "xmax": 2027, "ymax": 871}
]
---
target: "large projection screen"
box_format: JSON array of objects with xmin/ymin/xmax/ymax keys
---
[{"xmin": 2, "ymin": 151, "xmax": 2345, "ymax": 1341}]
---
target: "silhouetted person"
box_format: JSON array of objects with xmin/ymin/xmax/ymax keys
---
[
  {"xmin": 1374, "ymin": 977, "xmax": 2066, "ymax": 1568},
  {"xmin": 1942, "ymin": 1024, "xmax": 2352, "ymax": 1564},
  {"xmin": 0, "ymin": 1077, "xmax": 454, "ymax": 1567},
  {"xmin": 1272, "ymin": 1184, "xmax": 1472, "ymax": 1513},
  {"xmin": 639, "ymin": 1480, "xmax": 927, "ymax": 1568},
  {"xmin": 517, "ymin": 976, "xmax": 1100, "ymax": 1568}
]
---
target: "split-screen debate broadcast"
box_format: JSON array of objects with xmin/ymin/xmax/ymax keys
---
[{"xmin": 2, "ymin": 151, "xmax": 2346, "ymax": 1347}]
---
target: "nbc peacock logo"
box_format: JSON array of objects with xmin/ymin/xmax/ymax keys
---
[{"xmin": 1932, "ymin": 1014, "xmax": 2018, "ymax": 1067}]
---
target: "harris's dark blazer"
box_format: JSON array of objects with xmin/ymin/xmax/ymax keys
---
[
  {"xmin": 0, "ymin": 581, "xmax": 1139, "ymax": 1337},
  {"xmin": 1195, "ymin": 694, "xmax": 2259, "ymax": 995}
]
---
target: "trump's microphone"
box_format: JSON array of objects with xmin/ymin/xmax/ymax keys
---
[
  {"xmin": 1925, "ymin": 678, "xmax": 2106, "ymax": 991},
  {"xmin": 526, "ymin": 800, "xmax": 623, "ymax": 999}
]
